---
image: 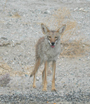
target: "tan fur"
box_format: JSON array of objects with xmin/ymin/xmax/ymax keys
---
[{"xmin": 30, "ymin": 23, "xmax": 66, "ymax": 91}]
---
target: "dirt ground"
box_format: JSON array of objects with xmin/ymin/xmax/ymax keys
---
[{"xmin": 0, "ymin": 0, "xmax": 90, "ymax": 104}]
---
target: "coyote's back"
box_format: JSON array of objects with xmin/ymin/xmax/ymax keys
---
[{"xmin": 30, "ymin": 23, "xmax": 66, "ymax": 91}]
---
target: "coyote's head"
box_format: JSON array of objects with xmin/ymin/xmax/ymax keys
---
[{"xmin": 41, "ymin": 23, "xmax": 66, "ymax": 48}]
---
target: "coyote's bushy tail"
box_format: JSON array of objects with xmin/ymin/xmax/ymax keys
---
[
  {"xmin": 30, "ymin": 68, "xmax": 38, "ymax": 77},
  {"xmin": 30, "ymin": 59, "xmax": 41, "ymax": 77}
]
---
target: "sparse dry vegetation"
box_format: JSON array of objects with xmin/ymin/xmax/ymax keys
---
[
  {"xmin": 60, "ymin": 41, "xmax": 89, "ymax": 57},
  {"xmin": 0, "ymin": 61, "xmax": 34, "ymax": 76}
]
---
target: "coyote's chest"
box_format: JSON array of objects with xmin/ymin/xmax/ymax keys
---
[{"xmin": 43, "ymin": 45, "xmax": 60, "ymax": 61}]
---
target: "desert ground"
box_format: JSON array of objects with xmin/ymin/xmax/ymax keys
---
[{"xmin": 0, "ymin": 0, "xmax": 90, "ymax": 104}]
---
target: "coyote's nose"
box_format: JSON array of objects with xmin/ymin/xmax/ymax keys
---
[{"xmin": 51, "ymin": 42, "xmax": 55, "ymax": 46}]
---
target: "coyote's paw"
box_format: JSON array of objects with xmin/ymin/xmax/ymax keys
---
[
  {"xmin": 51, "ymin": 88, "xmax": 56, "ymax": 91},
  {"xmin": 42, "ymin": 88, "xmax": 47, "ymax": 91},
  {"xmin": 33, "ymin": 85, "xmax": 36, "ymax": 88}
]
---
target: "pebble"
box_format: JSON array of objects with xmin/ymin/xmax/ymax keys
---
[
  {"xmin": 36, "ymin": 77, "xmax": 39, "ymax": 81},
  {"xmin": 74, "ymin": 7, "xmax": 78, "ymax": 11}
]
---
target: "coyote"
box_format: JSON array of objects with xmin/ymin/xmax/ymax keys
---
[{"xmin": 30, "ymin": 23, "xmax": 66, "ymax": 91}]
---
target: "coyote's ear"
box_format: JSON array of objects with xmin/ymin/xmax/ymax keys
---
[
  {"xmin": 57, "ymin": 25, "xmax": 66, "ymax": 34},
  {"xmin": 41, "ymin": 23, "xmax": 49, "ymax": 34}
]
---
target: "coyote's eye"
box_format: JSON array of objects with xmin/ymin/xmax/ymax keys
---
[
  {"xmin": 48, "ymin": 36, "xmax": 51, "ymax": 39},
  {"xmin": 55, "ymin": 37, "xmax": 58, "ymax": 39}
]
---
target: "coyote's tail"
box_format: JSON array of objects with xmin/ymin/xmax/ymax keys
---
[
  {"xmin": 30, "ymin": 68, "xmax": 38, "ymax": 77},
  {"xmin": 30, "ymin": 59, "xmax": 41, "ymax": 77}
]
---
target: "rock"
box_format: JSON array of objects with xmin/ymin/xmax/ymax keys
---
[
  {"xmin": 0, "ymin": 74, "xmax": 11, "ymax": 87},
  {"xmin": 0, "ymin": 37, "xmax": 11, "ymax": 46}
]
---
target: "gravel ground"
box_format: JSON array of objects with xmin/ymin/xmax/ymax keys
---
[{"xmin": 0, "ymin": 0, "xmax": 90, "ymax": 104}]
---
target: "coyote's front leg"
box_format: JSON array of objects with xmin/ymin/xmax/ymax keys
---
[
  {"xmin": 42, "ymin": 61, "xmax": 48, "ymax": 91},
  {"xmin": 33, "ymin": 74, "xmax": 36, "ymax": 88},
  {"xmin": 52, "ymin": 61, "xmax": 56, "ymax": 91}
]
